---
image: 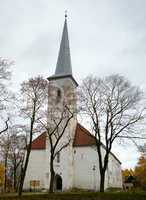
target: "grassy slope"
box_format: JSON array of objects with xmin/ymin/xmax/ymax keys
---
[{"xmin": 0, "ymin": 192, "xmax": 146, "ymax": 200}]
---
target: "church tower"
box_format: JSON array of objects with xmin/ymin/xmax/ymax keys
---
[
  {"xmin": 48, "ymin": 13, "xmax": 78, "ymax": 116},
  {"xmin": 47, "ymin": 14, "xmax": 78, "ymax": 190}
]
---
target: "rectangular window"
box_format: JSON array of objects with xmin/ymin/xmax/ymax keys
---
[
  {"xmin": 30, "ymin": 180, "xmax": 40, "ymax": 188},
  {"xmin": 56, "ymin": 152, "xmax": 60, "ymax": 163}
]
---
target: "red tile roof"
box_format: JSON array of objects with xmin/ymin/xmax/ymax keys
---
[
  {"xmin": 74, "ymin": 123, "xmax": 121, "ymax": 164},
  {"xmin": 73, "ymin": 123, "xmax": 96, "ymax": 147},
  {"xmin": 31, "ymin": 132, "xmax": 46, "ymax": 150},
  {"xmin": 31, "ymin": 123, "xmax": 95, "ymax": 150},
  {"xmin": 30, "ymin": 123, "xmax": 121, "ymax": 164}
]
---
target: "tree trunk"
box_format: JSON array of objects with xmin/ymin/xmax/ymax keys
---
[
  {"xmin": 99, "ymin": 169, "xmax": 106, "ymax": 192},
  {"xmin": 13, "ymin": 167, "xmax": 17, "ymax": 192},
  {"xmin": 18, "ymin": 148, "xmax": 31, "ymax": 196},
  {"xmin": 18, "ymin": 108, "xmax": 35, "ymax": 196},
  {"xmin": 4, "ymin": 154, "xmax": 8, "ymax": 193},
  {"xmin": 49, "ymin": 156, "xmax": 55, "ymax": 193},
  {"xmin": 18, "ymin": 169, "xmax": 24, "ymax": 196}
]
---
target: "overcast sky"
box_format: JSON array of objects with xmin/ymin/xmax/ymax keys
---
[{"xmin": 1, "ymin": 0, "xmax": 146, "ymax": 169}]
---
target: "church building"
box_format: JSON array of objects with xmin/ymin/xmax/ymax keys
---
[{"xmin": 24, "ymin": 15, "xmax": 122, "ymax": 192}]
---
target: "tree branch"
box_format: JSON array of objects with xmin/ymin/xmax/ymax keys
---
[{"xmin": 0, "ymin": 117, "xmax": 9, "ymax": 135}]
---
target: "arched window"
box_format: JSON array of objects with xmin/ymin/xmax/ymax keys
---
[
  {"xmin": 56, "ymin": 152, "xmax": 60, "ymax": 163},
  {"xmin": 56, "ymin": 89, "xmax": 61, "ymax": 103},
  {"xmin": 57, "ymin": 89, "xmax": 61, "ymax": 98}
]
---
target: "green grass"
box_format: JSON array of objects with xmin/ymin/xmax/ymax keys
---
[{"xmin": 0, "ymin": 191, "xmax": 146, "ymax": 200}]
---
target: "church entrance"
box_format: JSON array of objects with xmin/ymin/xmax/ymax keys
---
[{"xmin": 54, "ymin": 174, "xmax": 62, "ymax": 191}]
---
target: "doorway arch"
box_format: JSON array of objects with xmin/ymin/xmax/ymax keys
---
[{"xmin": 54, "ymin": 174, "xmax": 62, "ymax": 191}]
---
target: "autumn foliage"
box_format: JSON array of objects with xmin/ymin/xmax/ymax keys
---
[
  {"xmin": 122, "ymin": 168, "xmax": 134, "ymax": 179},
  {"xmin": 0, "ymin": 163, "xmax": 5, "ymax": 188},
  {"xmin": 123, "ymin": 155, "xmax": 146, "ymax": 190},
  {"xmin": 134, "ymin": 155, "xmax": 146, "ymax": 189}
]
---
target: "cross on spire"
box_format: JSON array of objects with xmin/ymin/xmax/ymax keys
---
[{"xmin": 65, "ymin": 10, "xmax": 67, "ymax": 19}]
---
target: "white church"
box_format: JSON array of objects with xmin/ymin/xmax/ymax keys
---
[{"xmin": 24, "ymin": 16, "xmax": 122, "ymax": 192}]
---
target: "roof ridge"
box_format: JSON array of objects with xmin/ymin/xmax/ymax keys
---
[
  {"xmin": 32, "ymin": 132, "xmax": 46, "ymax": 143},
  {"xmin": 31, "ymin": 132, "xmax": 46, "ymax": 150},
  {"xmin": 77, "ymin": 123, "xmax": 96, "ymax": 139}
]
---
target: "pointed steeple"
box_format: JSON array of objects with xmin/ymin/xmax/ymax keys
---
[
  {"xmin": 55, "ymin": 14, "xmax": 72, "ymax": 76},
  {"xmin": 48, "ymin": 14, "xmax": 78, "ymax": 87}
]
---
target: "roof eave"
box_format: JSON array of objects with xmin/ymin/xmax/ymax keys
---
[{"xmin": 47, "ymin": 74, "xmax": 78, "ymax": 87}]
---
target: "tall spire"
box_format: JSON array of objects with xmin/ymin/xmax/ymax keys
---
[
  {"xmin": 55, "ymin": 13, "xmax": 72, "ymax": 76},
  {"xmin": 48, "ymin": 13, "xmax": 78, "ymax": 87}
]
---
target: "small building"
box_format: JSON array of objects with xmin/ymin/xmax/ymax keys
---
[{"xmin": 123, "ymin": 175, "xmax": 135, "ymax": 191}]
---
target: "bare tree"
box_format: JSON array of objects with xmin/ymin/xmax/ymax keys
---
[
  {"xmin": 18, "ymin": 76, "xmax": 48, "ymax": 196},
  {"xmin": 0, "ymin": 131, "xmax": 25, "ymax": 193},
  {"xmin": 8, "ymin": 133, "xmax": 25, "ymax": 192},
  {"xmin": 0, "ymin": 57, "xmax": 13, "ymax": 135},
  {"xmin": 79, "ymin": 74, "xmax": 145, "ymax": 192},
  {"xmin": 0, "ymin": 133, "xmax": 11, "ymax": 192}
]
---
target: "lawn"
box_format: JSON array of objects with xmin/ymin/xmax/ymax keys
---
[{"xmin": 0, "ymin": 192, "xmax": 146, "ymax": 200}]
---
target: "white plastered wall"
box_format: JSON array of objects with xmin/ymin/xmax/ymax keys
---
[{"xmin": 73, "ymin": 146, "xmax": 122, "ymax": 191}]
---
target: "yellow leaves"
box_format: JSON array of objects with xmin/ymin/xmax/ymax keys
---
[
  {"xmin": 0, "ymin": 163, "xmax": 5, "ymax": 187},
  {"xmin": 122, "ymin": 155, "xmax": 146, "ymax": 189},
  {"xmin": 134, "ymin": 155, "xmax": 146, "ymax": 188},
  {"xmin": 122, "ymin": 168, "xmax": 134, "ymax": 179}
]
